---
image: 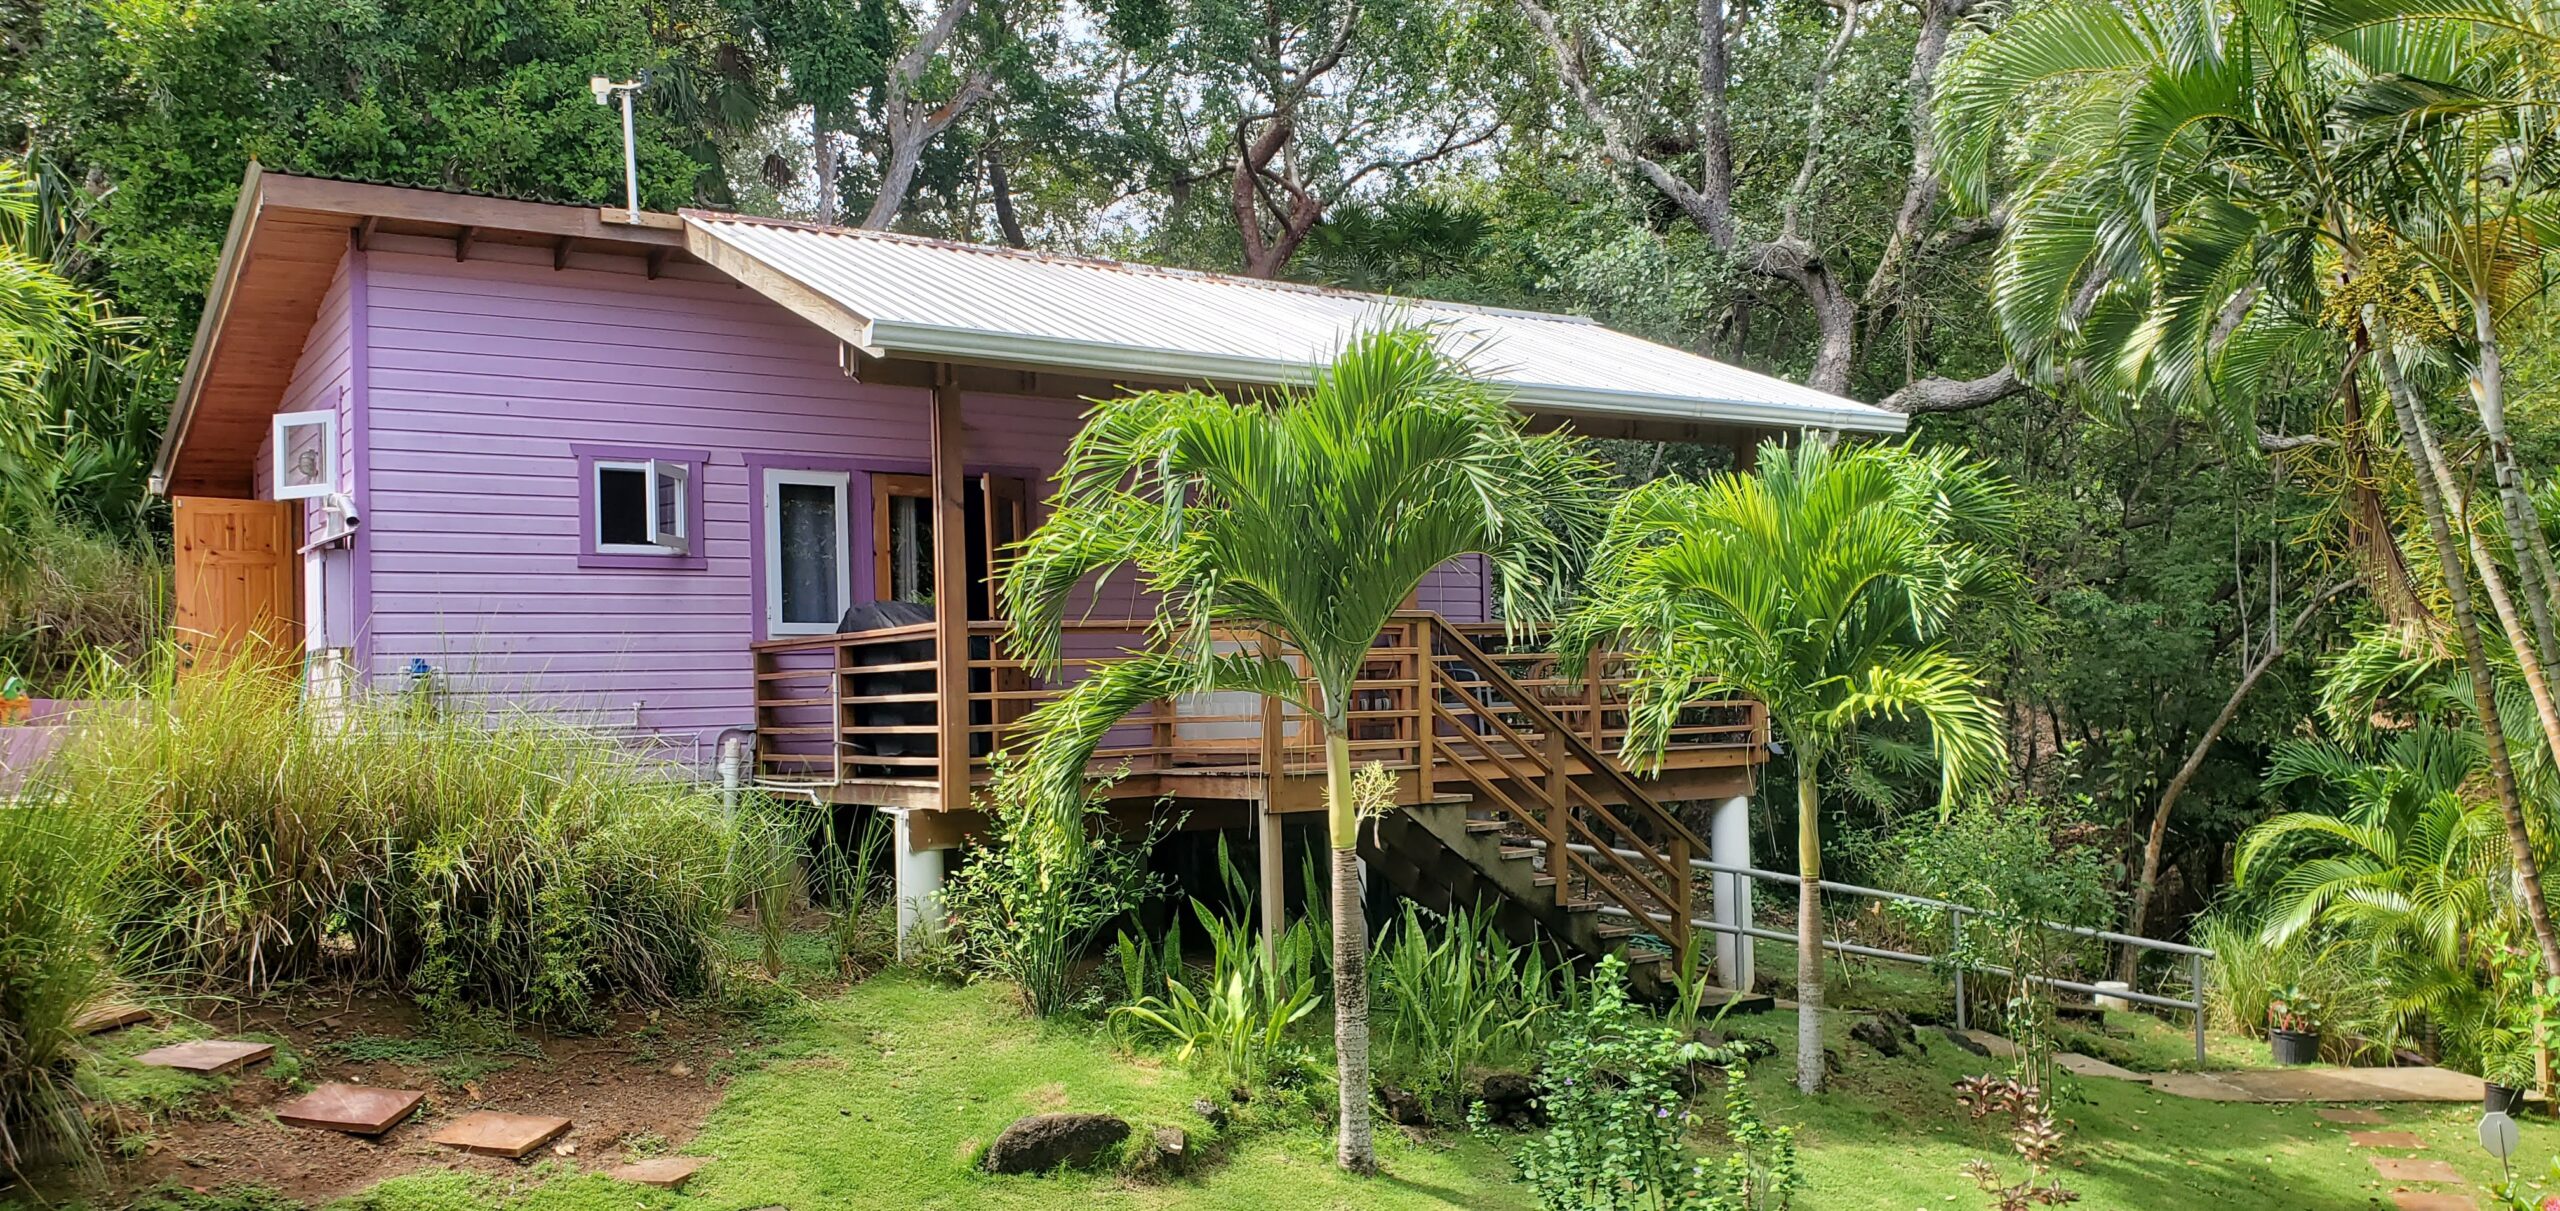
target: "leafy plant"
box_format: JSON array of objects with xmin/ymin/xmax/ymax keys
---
[
  {"xmin": 1955, "ymin": 1074, "xmax": 2078, "ymax": 1208},
  {"xmin": 816, "ymin": 811, "xmax": 891, "ymax": 976},
  {"xmin": 1497, "ymin": 955, "xmax": 1798, "ymax": 1211},
  {"xmin": 942, "ymin": 765, "xmax": 1168, "ymax": 1017},
  {"xmin": 2264, "ymin": 985, "xmax": 2322, "ymax": 1034},
  {"xmin": 1115, "ymin": 901, "xmax": 1322, "ymax": 1091},
  {"xmin": 1370, "ymin": 901, "xmax": 1558, "ymax": 1118}
]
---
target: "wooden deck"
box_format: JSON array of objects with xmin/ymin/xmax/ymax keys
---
[{"xmin": 748, "ymin": 611, "xmax": 1766, "ymax": 811}]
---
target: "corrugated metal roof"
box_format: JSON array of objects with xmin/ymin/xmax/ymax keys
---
[{"xmin": 681, "ymin": 212, "xmax": 1906, "ymax": 434}]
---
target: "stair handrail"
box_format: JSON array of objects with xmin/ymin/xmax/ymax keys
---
[{"xmin": 1417, "ymin": 613, "xmax": 1710, "ymax": 961}]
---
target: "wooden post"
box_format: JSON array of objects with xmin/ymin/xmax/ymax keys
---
[
  {"xmin": 931, "ymin": 367, "xmax": 971, "ymax": 813},
  {"xmin": 1259, "ymin": 631, "xmax": 1288, "ymax": 955}
]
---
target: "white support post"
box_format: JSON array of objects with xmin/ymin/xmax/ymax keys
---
[
  {"xmin": 1711, "ymin": 794, "xmax": 1754, "ymax": 990},
  {"xmin": 892, "ymin": 808, "xmax": 947, "ymax": 956}
]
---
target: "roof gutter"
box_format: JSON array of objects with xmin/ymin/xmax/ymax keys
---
[{"xmin": 149, "ymin": 160, "xmax": 271, "ymax": 497}]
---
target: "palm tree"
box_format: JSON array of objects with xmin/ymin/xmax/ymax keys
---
[
  {"xmin": 1557, "ymin": 438, "xmax": 2012, "ymax": 1094},
  {"xmin": 1000, "ymin": 324, "xmax": 1607, "ymax": 1172},
  {"xmin": 1937, "ymin": 0, "xmax": 2560, "ymax": 984}
]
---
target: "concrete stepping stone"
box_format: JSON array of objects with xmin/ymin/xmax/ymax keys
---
[
  {"xmin": 2319, "ymin": 1107, "xmax": 2389, "ymax": 1124},
  {"xmin": 273, "ymin": 1084, "xmax": 425, "ymax": 1136},
  {"xmin": 2349, "ymin": 1131, "xmax": 2428, "ymax": 1149},
  {"xmin": 430, "ymin": 1111, "xmax": 572, "ymax": 1158},
  {"xmin": 2391, "ymin": 1194, "xmax": 2477, "ymax": 1210},
  {"xmin": 71, "ymin": 1005, "xmax": 151, "ymax": 1035},
  {"xmin": 2371, "ymin": 1157, "xmax": 2467, "ymax": 1183},
  {"xmin": 2054, "ymin": 1053, "xmax": 2145, "ymax": 1081},
  {"xmin": 133, "ymin": 1039, "xmax": 273, "ymax": 1075},
  {"xmin": 609, "ymin": 1156, "xmax": 708, "ymax": 1189}
]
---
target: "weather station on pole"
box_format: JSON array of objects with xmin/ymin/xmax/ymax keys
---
[{"xmin": 589, "ymin": 71, "xmax": 649, "ymax": 222}]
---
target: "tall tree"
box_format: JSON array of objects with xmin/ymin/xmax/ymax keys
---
[
  {"xmin": 1561, "ymin": 438, "xmax": 2012, "ymax": 1093},
  {"xmin": 1000, "ymin": 326, "xmax": 1605, "ymax": 1169},
  {"xmin": 1516, "ymin": 0, "xmax": 2020, "ymax": 407}
]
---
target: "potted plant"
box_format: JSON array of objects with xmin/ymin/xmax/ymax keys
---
[
  {"xmin": 0, "ymin": 676, "xmax": 29, "ymax": 725},
  {"xmin": 2267, "ymin": 985, "xmax": 2322, "ymax": 1065},
  {"xmin": 2480, "ymin": 1030, "xmax": 2533, "ymax": 1117}
]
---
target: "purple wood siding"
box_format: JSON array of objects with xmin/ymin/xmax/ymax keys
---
[
  {"xmin": 257, "ymin": 249, "xmax": 360, "ymax": 650},
  {"xmin": 1419, "ymin": 554, "xmax": 1491, "ymax": 623},
  {"xmin": 356, "ymin": 233, "xmax": 1103, "ymax": 759}
]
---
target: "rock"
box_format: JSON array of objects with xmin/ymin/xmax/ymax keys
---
[
  {"xmin": 1849, "ymin": 1010, "xmax": 1920, "ymax": 1058},
  {"xmin": 1940, "ymin": 1026, "xmax": 1992, "ymax": 1058},
  {"xmin": 1126, "ymin": 1125, "xmax": 1190, "ymax": 1177},
  {"xmin": 981, "ymin": 1113, "xmax": 1131, "ymax": 1175},
  {"xmin": 1376, "ymin": 1084, "xmax": 1430, "ymax": 1126},
  {"xmin": 1475, "ymin": 1071, "xmax": 1544, "ymax": 1130},
  {"xmin": 1190, "ymin": 1098, "xmax": 1228, "ymax": 1130},
  {"xmin": 1694, "ymin": 1030, "xmax": 1777, "ymax": 1062},
  {"xmin": 1822, "ymin": 1047, "xmax": 1843, "ymax": 1079}
]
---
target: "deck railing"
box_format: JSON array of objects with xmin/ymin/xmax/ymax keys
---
[{"xmin": 748, "ymin": 611, "xmax": 1764, "ymax": 796}]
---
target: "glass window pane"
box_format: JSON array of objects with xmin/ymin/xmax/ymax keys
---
[
  {"xmin": 597, "ymin": 467, "xmax": 648, "ymax": 546},
  {"xmin": 890, "ymin": 494, "xmax": 934, "ymax": 603},
  {"xmin": 778, "ymin": 482, "xmax": 841, "ymax": 625}
]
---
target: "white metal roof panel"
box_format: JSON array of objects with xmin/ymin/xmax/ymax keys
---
[{"xmin": 682, "ymin": 212, "xmax": 1906, "ymax": 434}]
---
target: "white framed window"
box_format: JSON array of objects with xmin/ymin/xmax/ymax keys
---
[
  {"xmin": 764, "ymin": 468, "xmax": 852, "ymax": 637},
  {"xmin": 271, "ymin": 409, "xmax": 338, "ymax": 501},
  {"xmin": 595, "ymin": 458, "xmax": 691, "ymax": 555}
]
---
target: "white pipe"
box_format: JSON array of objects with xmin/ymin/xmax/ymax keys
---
[{"xmin": 619, "ymin": 89, "xmax": 640, "ymax": 224}]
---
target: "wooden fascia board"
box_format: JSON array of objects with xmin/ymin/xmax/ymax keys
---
[
  {"xmin": 151, "ymin": 161, "xmax": 272, "ymax": 497},
  {"xmin": 682, "ymin": 222, "xmax": 881, "ymax": 353},
  {"xmin": 256, "ymin": 174, "xmax": 685, "ymax": 250}
]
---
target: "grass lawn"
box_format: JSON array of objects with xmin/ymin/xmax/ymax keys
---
[{"xmin": 37, "ymin": 950, "xmax": 2560, "ymax": 1211}]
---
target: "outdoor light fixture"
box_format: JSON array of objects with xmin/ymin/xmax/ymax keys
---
[{"xmin": 589, "ymin": 71, "xmax": 651, "ymax": 224}]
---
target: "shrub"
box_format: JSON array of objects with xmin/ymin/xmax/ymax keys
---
[
  {"xmin": 1371, "ymin": 901, "xmax": 1560, "ymax": 1118},
  {"xmin": 1496, "ymin": 956, "xmax": 1798, "ymax": 1211},
  {"xmin": 0, "ymin": 517, "xmax": 163, "ymax": 693},
  {"xmin": 1115, "ymin": 898, "xmax": 1323, "ymax": 1091},
  {"xmin": 942, "ymin": 765, "xmax": 1167, "ymax": 1016},
  {"xmin": 0, "ymin": 786, "xmax": 128, "ymax": 1176},
  {"xmin": 33, "ymin": 656, "xmax": 740, "ymax": 1028}
]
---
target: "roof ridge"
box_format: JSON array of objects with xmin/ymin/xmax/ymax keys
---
[{"xmin": 678, "ymin": 209, "xmax": 1600, "ymax": 327}]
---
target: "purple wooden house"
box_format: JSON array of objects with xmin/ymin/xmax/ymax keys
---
[{"xmin": 153, "ymin": 167, "xmax": 1901, "ymax": 986}]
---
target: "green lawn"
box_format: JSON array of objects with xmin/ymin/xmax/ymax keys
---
[{"xmin": 41, "ymin": 958, "xmax": 2560, "ymax": 1211}]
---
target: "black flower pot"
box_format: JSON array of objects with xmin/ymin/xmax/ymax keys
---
[
  {"xmin": 2486, "ymin": 1082, "xmax": 2528, "ymax": 1116},
  {"xmin": 2269, "ymin": 1028, "xmax": 2320, "ymax": 1066}
]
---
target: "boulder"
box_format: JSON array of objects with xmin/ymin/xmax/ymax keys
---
[
  {"xmin": 981, "ymin": 1113, "xmax": 1131, "ymax": 1175},
  {"xmin": 1126, "ymin": 1125, "xmax": 1190, "ymax": 1177},
  {"xmin": 1474, "ymin": 1071, "xmax": 1545, "ymax": 1130},
  {"xmin": 1376, "ymin": 1084, "xmax": 1430, "ymax": 1126},
  {"xmin": 1849, "ymin": 1010, "xmax": 1921, "ymax": 1059},
  {"xmin": 1190, "ymin": 1098, "xmax": 1228, "ymax": 1130}
]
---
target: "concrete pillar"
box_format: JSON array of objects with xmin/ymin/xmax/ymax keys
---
[
  {"xmin": 892, "ymin": 809, "xmax": 947, "ymax": 956},
  {"xmin": 1710, "ymin": 794, "xmax": 1754, "ymax": 990}
]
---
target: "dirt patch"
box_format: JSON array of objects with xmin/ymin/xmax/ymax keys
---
[{"xmin": 98, "ymin": 990, "xmax": 749, "ymax": 1207}]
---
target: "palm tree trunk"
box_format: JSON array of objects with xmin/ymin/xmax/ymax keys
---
[
  {"xmin": 2468, "ymin": 303, "xmax": 2560, "ymax": 673},
  {"xmin": 2372, "ymin": 324, "xmax": 2560, "ymax": 983},
  {"xmin": 1795, "ymin": 747, "xmax": 1826, "ymax": 1094},
  {"xmin": 1324, "ymin": 726, "xmax": 1376, "ymax": 1172}
]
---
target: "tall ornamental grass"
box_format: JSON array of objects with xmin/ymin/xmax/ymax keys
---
[
  {"xmin": 0, "ymin": 788, "xmax": 126, "ymax": 1177},
  {"xmin": 32, "ymin": 657, "xmax": 741, "ymax": 1028}
]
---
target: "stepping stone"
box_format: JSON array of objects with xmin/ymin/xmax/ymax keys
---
[
  {"xmin": 71, "ymin": 1005, "xmax": 151, "ymax": 1035},
  {"xmin": 2054, "ymin": 1053, "xmax": 2145, "ymax": 1081},
  {"xmin": 133, "ymin": 1039, "xmax": 273, "ymax": 1075},
  {"xmin": 273, "ymin": 1083, "xmax": 426, "ymax": 1136},
  {"xmin": 609, "ymin": 1156, "xmax": 708, "ymax": 1189},
  {"xmin": 2372, "ymin": 1157, "xmax": 2467, "ymax": 1183},
  {"xmin": 430, "ymin": 1111, "xmax": 572, "ymax": 1158},
  {"xmin": 2349, "ymin": 1131, "xmax": 2428, "ymax": 1149},
  {"xmin": 2319, "ymin": 1107, "xmax": 2389, "ymax": 1124},
  {"xmin": 2391, "ymin": 1194, "xmax": 2477, "ymax": 1210}
]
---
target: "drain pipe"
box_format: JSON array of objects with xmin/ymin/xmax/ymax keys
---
[{"xmin": 714, "ymin": 726, "xmax": 754, "ymax": 823}]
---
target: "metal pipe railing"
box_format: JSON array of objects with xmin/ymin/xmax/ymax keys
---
[{"xmin": 1569, "ymin": 842, "xmax": 2215, "ymax": 1063}]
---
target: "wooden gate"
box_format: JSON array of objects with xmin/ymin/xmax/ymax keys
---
[{"xmin": 171, "ymin": 496, "xmax": 300, "ymax": 675}]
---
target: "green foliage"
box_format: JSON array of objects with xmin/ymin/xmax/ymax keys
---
[
  {"xmin": 816, "ymin": 811, "xmax": 892, "ymax": 976},
  {"xmin": 33, "ymin": 653, "xmax": 742, "ymax": 1028},
  {"xmin": 1113, "ymin": 913, "xmax": 1322, "ymax": 1092},
  {"xmin": 0, "ymin": 777, "xmax": 130, "ymax": 1175},
  {"xmin": 1369, "ymin": 902, "xmax": 1562, "ymax": 1118},
  {"xmin": 1495, "ymin": 956, "xmax": 1799, "ymax": 1211},
  {"xmin": 941, "ymin": 768, "xmax": 1168, "ymax": 1017},
  {"xmin": 0, "ymin": 515, "xmax": 166, "ymax": 693}
]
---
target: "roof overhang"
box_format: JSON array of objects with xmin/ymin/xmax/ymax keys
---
[
  {"xmin": 153, "ymin": 164, "xmax": 688, "ymax": 497},
  {"xmin": 681, "ymin": 211, "xmax": 1908, "ymax": 437}
]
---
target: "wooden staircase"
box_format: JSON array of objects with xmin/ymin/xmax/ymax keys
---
[{"xmin": 1362, "ymin": 616, "xmax": 1763, "ymax": 1006}]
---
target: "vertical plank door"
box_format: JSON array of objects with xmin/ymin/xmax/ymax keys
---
[{"xmin": 171, "ymin": 496, "xmax": 301, "ymax": 677}]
